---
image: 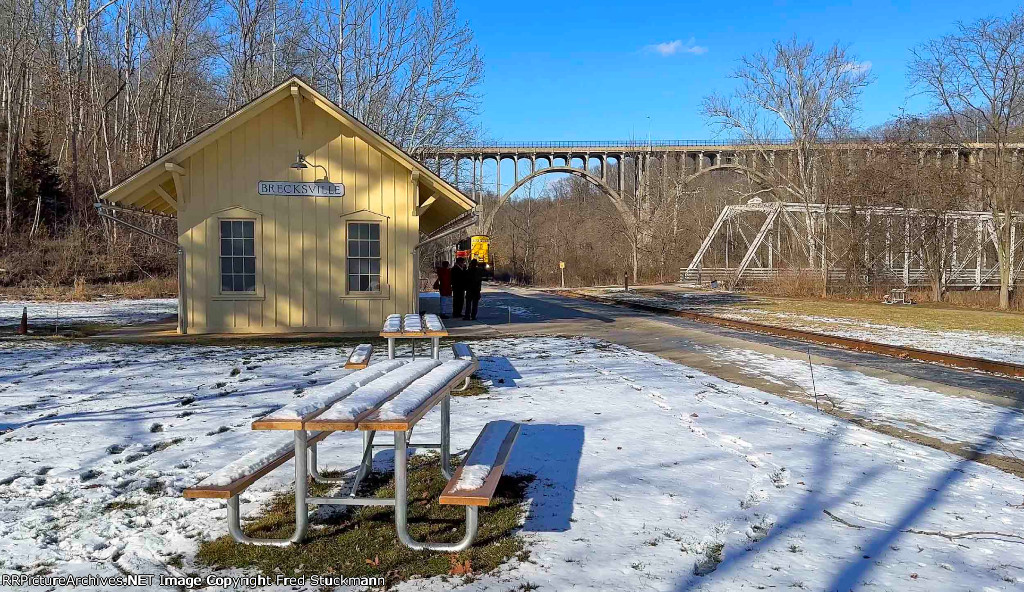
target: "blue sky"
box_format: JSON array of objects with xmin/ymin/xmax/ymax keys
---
[{"xmin": 460, "ymin": 0, "xmax": 1023, "ymax": 142}]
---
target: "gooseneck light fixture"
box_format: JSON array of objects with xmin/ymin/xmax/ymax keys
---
[{"xmin": 290, "ymin": 151, "xmax": 330, "ymax": 182}]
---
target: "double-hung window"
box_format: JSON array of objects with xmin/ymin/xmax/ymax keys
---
[
  {"xmin": 347, "ymin": 222, "xmax": 381, "ymax": 292},
  {"xmin": 220, "ymin": 220, "xmax": 256, "ymax": 293}
]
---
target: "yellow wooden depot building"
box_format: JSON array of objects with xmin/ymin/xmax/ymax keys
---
[{"xmin": 98, "ymin": 76, "xmax": 474, "ymax": 334}]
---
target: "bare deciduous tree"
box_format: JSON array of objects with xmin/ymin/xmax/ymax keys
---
[
  {"xmin": 910, "ymin": 10, "xmax": 1024, "ymax": 309},
  {"xmin": 703, "ymin": 37, "xmax": 873, "ymax": 294}
]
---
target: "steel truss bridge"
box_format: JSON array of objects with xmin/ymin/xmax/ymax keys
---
[{"xmin": 683, "ymin": 201, "xmax": 1024, "ymax": 290}]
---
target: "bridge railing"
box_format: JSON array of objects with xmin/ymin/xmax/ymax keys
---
[{"xmin": 417, "ymin": 138, "xmax": 881, "ymax": 151}]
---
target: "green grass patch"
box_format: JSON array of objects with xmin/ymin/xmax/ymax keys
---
[
  {"xmin": 196, "ymin": 454, "xmax": 533, "ymax": 587},
  {"xmin": 453, "ymin": 377, "xmax": 490, "ymax": 397},
  {"xmin": 731, "ymin": 297, "xmax": 1024, "ymax": 336},
  {"xmin": 103, "ymin": 500, "xmax": 143, "ymax": 513}
]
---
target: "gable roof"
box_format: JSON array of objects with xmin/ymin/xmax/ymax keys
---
[{"xmin": 97, "ymin": 76, "xmax": 475, "ymax": 227}]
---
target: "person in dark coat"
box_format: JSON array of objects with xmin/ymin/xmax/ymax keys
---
[
  {"xmin": 451, "ymin": 257, "xmax": 466, "ymax": 319},
  {"xmin": 464, "ymin": 259, "xmax": 483, "ymax": 320}
]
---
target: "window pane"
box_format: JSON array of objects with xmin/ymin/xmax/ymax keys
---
[
  {"xmin": 358, "ymin": 259, "xmax": 367, "ymax": 274},
  {"xmin": 348, "ymin": 259, "xmax": 359, "ymax": 274},
  {"xmin": 232, "ymin": 239, "xmax": 243, "ymax": 256},
  {"xmin": 243, "ymin": 274, "xmax": 256, "ymax": 292},
  {"xmin": 359, "ymin": 276, "xmax": 370, "ymax": 291},
  {"xmin": 221, "ymin": 220, "xmax": 232, "ymax": 237},
  {"xmin": 348, "ymin": 274, "xmax": 359, "ymax": 291},
  {"xmin": 351, "ymin": 223, "xmax": 363, "ymax": 240},
  {"xmin": 232, "ymin": 220, "xmax": 243, "ymax": 237},
  {"xmin": 369, "ymin": 275, "xmax": 380, "ymax": 291},
  {"xmin": 221, "ymin": 257, "xmax": 231, "ymax": 274},
  {"xmin": 348, "ymin": 240, "xmax": 358, "ymax": 257},
  {"xmin": 242, "ymin": 221, "xmax": 254, "ymax": 238},
  {"xmin": 233, "ymin": 275, "xmax": 244, "ymax": 292},
  {"xmin": 368, "ymin": 224, "xmax": 379, "ymax": 240},
  {"xmin": 368, "ymin": 241, "xmax": 379, "ymax": 258},
  {"xmin": 222, "ymin": 275, "xmax": 233, "ymax": 292},
  {"xmin": 243, "ymin": 258, "xmax": 255, "ymax": 273},
  {"xmin": 221, "ymin": 239, "xmax": 231, "ymax": 256},
  {"xmin": 369, "ymin": 260, "xmax": 380, "ymax": 274},
  {"xmin": 242, "ymin": 239, "xmax": 254, "ymax": 257}
]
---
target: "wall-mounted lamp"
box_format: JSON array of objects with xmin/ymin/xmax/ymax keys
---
[{"xmin": 291, "ymin": 151, "xmax": 330, "ymax": 182}]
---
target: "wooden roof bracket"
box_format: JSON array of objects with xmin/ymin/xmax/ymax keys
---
[
  {"xmin": 165, "ymin": 162, "xmax": 186, "ymax": 206},
  {"xmin": 291, "ymin": 85, "xmax": 303, "ymax": 138},
  {"xmin": 411, "ymin": 170, "xmax": 421, "ymax": 216},
  {"xmin": 153, "ymin": 184, "xmax": 178, "ymax": 209}
]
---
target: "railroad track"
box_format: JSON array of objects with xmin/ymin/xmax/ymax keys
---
[{"xmin": 554, "ymin": 290, "xmax": 1024, "ymax": 380}]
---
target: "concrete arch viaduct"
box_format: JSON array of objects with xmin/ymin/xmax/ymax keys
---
[{"xmin": 417, "ymin": 140, "xmax": 985, "ymax": 235}]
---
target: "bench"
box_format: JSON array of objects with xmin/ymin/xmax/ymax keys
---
[
  {"xmin": 183, "ymin": 431, "xmax": 330, "ymax": 500},
  {"xmin": 183, "ymin": 342, "xmax": 516, "ymax": 551},
  {"xmin": 439, "ymin": 421, "xmax": 521, "ymax": 506},
  {"xmin": 380, "ymin": 313, "xmax": 448, "ymax": 359},
  {"xmin": 452, "ymin": 342, "xmax": 475, "ymax": 361},
  {"xmin": 883, "ymin": 288, "xmax": 913, "ymax": 305},
  {"xmin": 344, "ymin": 343, "xmax": 373, "ymax": 369}
]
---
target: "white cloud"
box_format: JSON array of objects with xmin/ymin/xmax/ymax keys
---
[{"xmin": 646, "ymin": 37, "xmax": 708, "ymax": 56}]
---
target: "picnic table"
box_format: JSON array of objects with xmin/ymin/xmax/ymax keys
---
[
  {"xmin": 183, "ymin": 341, "xmax": 519, "ymax": 552},
  {"xmin": 380, "ymin": 313, "xmax": 448, "ymax": 359}
]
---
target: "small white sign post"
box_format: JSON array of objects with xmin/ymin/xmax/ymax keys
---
[{"xmin": 258, "ymin": 181, "xmax": 346, "ymax": 197}]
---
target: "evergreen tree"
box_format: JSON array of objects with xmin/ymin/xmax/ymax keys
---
[{"xmin": 19, "ymin": 128, "xmax": 68, "ymax": 235}]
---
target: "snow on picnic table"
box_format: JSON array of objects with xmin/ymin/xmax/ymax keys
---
[
  {"xmin": 1, "ymin": 337, "xmax": 1023, "ymax": 591},
  {"xmin": 0, "ymin": 298, "xmax": 177, "ymax": 327}
]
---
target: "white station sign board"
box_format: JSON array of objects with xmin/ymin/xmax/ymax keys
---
[{"xmin": 258, "ymin": 181, "xmax": 345, "ymax": 197}]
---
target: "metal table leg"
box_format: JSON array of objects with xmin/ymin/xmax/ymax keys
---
[
  {"xmin": 432, "ymin": 336, "xmax": 440, "ymax": 359},
  {"xmin": 388, "ymin": 337, "xmax": 395, "ymax": 359},
  {"xmin": 441, "ymin": 393, "xmax": 453, "ymax": 480},
  {"xmin": 227, "ymin": 430, "xmax": 309, "ymax": 546},
  {"xmin": 393, "ymin": 430, "xmax": 478, "ymax": 551}
]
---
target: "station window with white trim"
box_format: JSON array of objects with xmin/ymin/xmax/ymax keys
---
[
  {"xmin": 220, "ymin": 220, "xmax": 256, "ymax": 292},
  {"xmin": 347, "ymin": 222, "xmax": 381, "ymax": 292}
]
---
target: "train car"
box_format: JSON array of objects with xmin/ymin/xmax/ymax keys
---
[{"xmin": 455, "ymin": 235, "xmax": 492, "ymax": 277}]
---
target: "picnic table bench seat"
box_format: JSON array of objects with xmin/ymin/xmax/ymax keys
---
[
  {"xmin": 440, "ymin": 421, "xmax": 521, "ymax": 506},
  {"xmin": 183, "ymin": 431, "xmax": 330, "ymax": 499},
  {"xmin": 344, "ymin": 343, "xmax": 373, "ymax": 369},
  {"xmin": 452, "ymin": 342, "xmax": 475, "ymax": 361}
]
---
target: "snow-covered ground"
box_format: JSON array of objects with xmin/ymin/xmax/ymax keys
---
[
  {"xmin": 2, "ymin": 337, "xmax": 1024, "ymax": 591},
  {"xmin": 0, "ymin": 299, "xmax": 177, "ymax": 327},
  {"xmin": 583, "ymin": 287, "xmax": 1024, "ymax": 366},
  {"xmin": 710, "ymin": 346, "xmax": 1024, "ymax": 459}
]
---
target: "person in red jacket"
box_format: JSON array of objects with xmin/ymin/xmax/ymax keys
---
[{"xmin": 433, "ymin": 261, "xmax": 453, "ymax": 318}]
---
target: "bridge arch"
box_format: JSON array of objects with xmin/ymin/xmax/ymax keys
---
[
  {"xmin": 477, "ymin": 160, "xmax": 790, "ymax": 236},
  {"xmin": 480, "ymin": 165, "xmax": 634, "ymax": 235}
]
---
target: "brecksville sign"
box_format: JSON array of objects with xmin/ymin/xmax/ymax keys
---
[{"xmin": 258, "ymin": 181, "xmax": 346, "ymax": 197}]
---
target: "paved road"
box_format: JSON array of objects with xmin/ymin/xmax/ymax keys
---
[{"xmin": 436, "ymin": 286, "xmax": 1024, "ymax": 410}]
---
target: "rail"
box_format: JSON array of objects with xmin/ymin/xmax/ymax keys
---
[{"xmin": 556, "ymin": 289, "xmax": 1024, "ymax": 379}]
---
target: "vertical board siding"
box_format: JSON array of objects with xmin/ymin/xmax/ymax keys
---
[{"xmin": 177, "ymin": 97, "xmax": 422, "ymax": 333}]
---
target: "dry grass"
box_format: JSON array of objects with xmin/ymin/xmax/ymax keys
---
[
  {"xmin": 0, "ymin": 277, "xmax": 177, "ymax": 301},
  {"xmin": 727, "ymin": 296, "xmax": 1024, "ymax": 336}
]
